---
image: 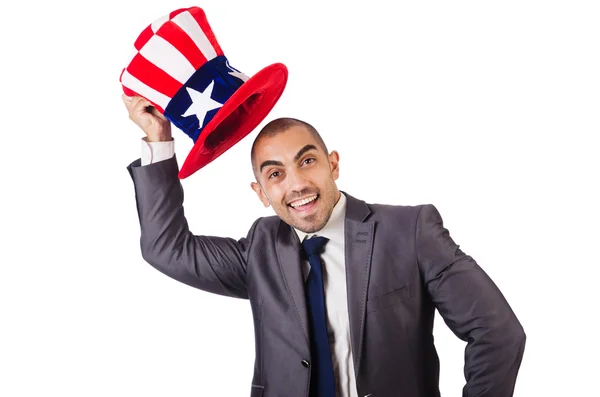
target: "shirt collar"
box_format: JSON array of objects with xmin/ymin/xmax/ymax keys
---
[{"xmin": 294, "ymin": 192, "xmax": 346, "ymax": 243}]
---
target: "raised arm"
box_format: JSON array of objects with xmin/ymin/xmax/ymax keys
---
[
  {"xmin": 128, "ymin": 156, "xmax": 257, "ymax": 299},
  {"xmin": 123, "ymin": 94, "xmax": 255, "ymax": 299}
]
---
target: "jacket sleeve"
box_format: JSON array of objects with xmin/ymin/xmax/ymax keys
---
[
  {"xmin": 415, "ymin": 204, "xmax": 526, "ymax": 397},
  {"xmin": 127, "ymin": 155, "xmax": 257, "ymax": 299}
]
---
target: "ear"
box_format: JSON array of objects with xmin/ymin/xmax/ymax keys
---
[
  {"xmin": 250, "ymin": 181, "xmax": 271, "ymax": 207},
  {"xmin": 328, "ymin": 150, "xmax": 340, "ymax": 180}
]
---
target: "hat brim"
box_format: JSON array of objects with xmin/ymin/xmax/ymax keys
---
[{"xmin": 178, "ymin": 62, "xmax": 288, "ymax": 179}]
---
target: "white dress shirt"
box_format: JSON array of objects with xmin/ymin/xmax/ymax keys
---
[{"xmin": 140, "ymin": 139, "xmax": 359, "ymax": 397}]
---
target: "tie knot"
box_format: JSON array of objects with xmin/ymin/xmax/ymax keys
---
[{"xmin": 302, "ymin": 236, "xmax": 328, "ymax": 257}]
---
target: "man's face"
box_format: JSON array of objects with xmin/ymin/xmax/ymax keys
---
[{"xmin": 251, "ymin": 126, "xmax": 341, "ymax": 233}]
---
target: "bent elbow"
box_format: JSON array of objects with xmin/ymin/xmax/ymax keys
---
[
  {"xmin": 140, "ymin": 241, "xmax": 159, "ymax": 266},
  {"xmin": 511, "ymin": 316, "xmax": 526, "ymax": 343},
  {"xmin": 139, "ymin": 234, "xmax": 172, "ymax": 268},
  {"xmin": 516, "ymin": 324, "xmax": 526, "ymax": 349},
  {"xmin": 507, "ymin": 317, "xmax": 526, "ymax": 358}
]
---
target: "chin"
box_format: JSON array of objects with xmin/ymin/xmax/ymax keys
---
[
  {"xmin": 297, "ymin": 219, "xmax": 327, "ymax": 234},
  {"xmin": 298, "ymin": 225, "xmax": 320, "ymax": 234}
]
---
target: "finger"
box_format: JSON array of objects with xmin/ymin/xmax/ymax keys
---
[
  {"xmin": 121, "ymin": 94, "xmax": 133, "ymax": 111},
  {"xmin": 131, "ymin": 96, "xmax": 151, "ymax": 112},
  {"xmin": 123, "ymin": 94, "xmax": 148, "ymax": 116},
  {"xmin": 130, "ymin": 95, "xmax": 147, "ymax": 109},
  {"xmin": 133, "ymin": 98, "xmax": 154, "ymax": 120}
]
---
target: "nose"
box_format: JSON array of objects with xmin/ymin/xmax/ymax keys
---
[{"xmin": 285, "ymin": 167, "xmax": 310, "ymax": 194}]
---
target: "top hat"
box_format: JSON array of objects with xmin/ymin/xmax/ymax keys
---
[{"xmin": 120, "ymin": 6, "xmax": 288, "ymax": 179}]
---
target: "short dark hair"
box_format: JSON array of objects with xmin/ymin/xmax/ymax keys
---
[{"xmin": 250, "ymin": 117, "xmax": 328, "ymax": 175}]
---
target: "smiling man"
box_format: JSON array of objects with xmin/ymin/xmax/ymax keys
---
[
  {"xmin": 250, "ymin": 118, "xmax": 341, "ymax": 235},
  {"xmin": 124, "ymin": 95, "xmax": 526, "ymax": 397}
]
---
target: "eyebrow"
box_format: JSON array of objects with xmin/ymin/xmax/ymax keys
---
[{"xmin": 259, "ymin": 144, "xmax": 318, "ymax": 174}]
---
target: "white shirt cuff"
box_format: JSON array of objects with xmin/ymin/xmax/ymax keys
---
[{"xmin": 141, "ymin": 137, "xmax": 175, "ymax": 166}]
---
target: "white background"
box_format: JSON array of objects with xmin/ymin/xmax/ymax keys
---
[{"xmin": 1, "ymin": 0, "xmax": 598, "ymax": 396}]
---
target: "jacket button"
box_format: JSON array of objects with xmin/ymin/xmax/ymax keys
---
[{"xmin": 301, "ymin": 360, "xmax": 310, "ymax": 368}]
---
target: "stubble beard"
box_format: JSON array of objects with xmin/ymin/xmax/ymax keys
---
[{"xmin": 288, "ymin": 196, "xmax": 334, "ymax": 234}]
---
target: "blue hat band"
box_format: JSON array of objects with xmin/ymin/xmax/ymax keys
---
[{"xmin": 164, "ymin": 55, "xmax": 247, "ymax": 142}]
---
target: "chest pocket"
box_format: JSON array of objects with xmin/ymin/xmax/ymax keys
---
[{"xmin": 366, "ymin": 284, "xmax": 411, "ymax": 312}]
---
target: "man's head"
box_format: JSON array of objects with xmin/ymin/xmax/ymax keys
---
[{"xmin": 250, "ymin": 118, "xmax": 341, "ymax": 233}]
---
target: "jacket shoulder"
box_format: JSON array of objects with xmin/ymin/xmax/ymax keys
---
[
  {"xmin": 367, "ymin": 200, "xmax": 430, "ymax": 217},
  {"xmin": 364, "ymin": 201, "xmax": 443, "ymax": 229},
  {"xmin": 247, "ymin": 215, "xmax": 281, "ymax": 242}
]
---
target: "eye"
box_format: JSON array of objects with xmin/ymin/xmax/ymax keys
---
[
  {"xmin": 302, "ymin": 158, "xmax": 315, "ymax": 165},
  {"xmin": 268, "ymin": 171, "xmax": 281, "ymax": 179}
]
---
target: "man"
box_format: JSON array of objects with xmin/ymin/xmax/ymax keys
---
[{"xmin": 123, "ymin": 94, "xmax": 526, "ymax": 397}]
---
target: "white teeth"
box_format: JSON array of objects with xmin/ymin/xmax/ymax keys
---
[{"xmin": 290, "ymin": 195, "xmax": 318, "ymax": 208}]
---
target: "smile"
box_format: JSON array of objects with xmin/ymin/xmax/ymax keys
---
[{"xmin": 288, "ymin": 194, "xmax": 319, "ymax": 209}]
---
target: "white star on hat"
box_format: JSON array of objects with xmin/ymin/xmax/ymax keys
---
[{"xmin": 181, "ymin": 80, "xmax": 223, "ymax": 128}]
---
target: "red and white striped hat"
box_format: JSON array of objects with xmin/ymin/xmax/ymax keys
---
[{"xmin": 120, "ymin": 6, "xmax": 288, "ymax": 178}]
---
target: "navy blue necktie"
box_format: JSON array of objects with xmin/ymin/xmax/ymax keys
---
[{"xmin": 302, "ymin": 236, "xmax": 336, "ymax": 397}]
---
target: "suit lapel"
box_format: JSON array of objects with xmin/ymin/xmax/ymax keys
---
[
  {"xmin": 276, "ymin": 221, "xmax": 310, "ymax": 344},
  {"xmin": 343, "ymin": 192, "xmax": 374, "ymax": 378}
]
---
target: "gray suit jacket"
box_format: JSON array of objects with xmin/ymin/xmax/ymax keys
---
[{"xmin": 127, "ymin": 156, "xmax": 525, "ymax": 397}]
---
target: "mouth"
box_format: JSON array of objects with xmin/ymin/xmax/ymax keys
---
[{"xmin": 288, "ymin": 194, "xmax": 319, "ymax": 213}]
